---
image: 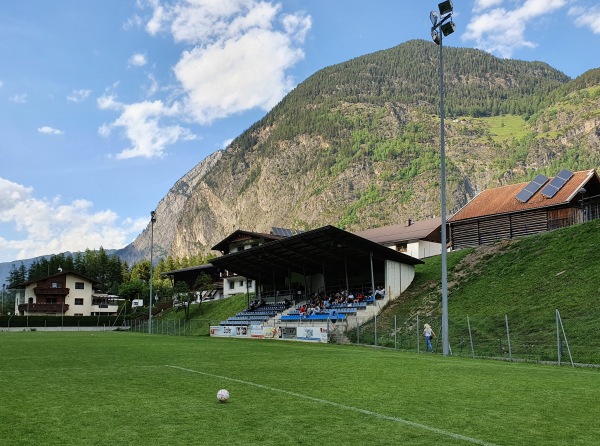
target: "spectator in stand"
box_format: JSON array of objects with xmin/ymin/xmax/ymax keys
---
[
  {"xmin": 329, "ymin": 308, "xmax": 338, "ymax": 323},
  {"xmin": 375, "ymin": 286, "xmax": 385, "ymax": 299}
]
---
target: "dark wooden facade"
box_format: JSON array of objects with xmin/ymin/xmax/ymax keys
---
[{"xmin": 449, "ymin": 169, "xmax": 600, "ymax": 250}]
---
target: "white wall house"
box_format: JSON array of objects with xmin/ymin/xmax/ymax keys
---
[
  {"xmin": 12, "ymin": 271, "xmax": 119, "ymax": 317},
  {"xmin": 355, "ymin": 218, "xmax": 444, "ymax": 260},
  {"xmin": 212, "ymin": 230, "xmax": 285, "ymax": 298}
]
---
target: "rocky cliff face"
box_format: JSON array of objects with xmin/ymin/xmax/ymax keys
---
[
  {"xmin": 123, "ymin": 43, "xmax": 600, "ymax": 265},
  {"xmin": 115, "ymin": 150, "xmax": 222, "ymax": 264}
]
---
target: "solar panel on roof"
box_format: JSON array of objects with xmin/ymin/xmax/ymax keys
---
[
  {"xmin": 541, "ymin": 169, "xmax": 574, "ymax": 198},
  {"xmin": 515, "ymin": 174, "xmax": 549, "ymax": 203},
  {"xmin": 271, "ymin": 227, "xmax": 295, "ymax": 237}
]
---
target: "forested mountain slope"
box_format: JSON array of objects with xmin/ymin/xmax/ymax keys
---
[{"xmin": 123, "ymin": 40, "xmax": 600, "ymax": 262}]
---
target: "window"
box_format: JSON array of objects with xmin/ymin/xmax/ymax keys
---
[
  {"xmin": 395, "ymin": 243, "xmax": 407, "ymax": 252},
  {"xmin": 75, "ymin": 298, "xmax": 84, "ymax": 305},
  {"xmin": 46, "ymin": 298, "xmax": 57, "ymax": 304},
  {"xmin": 248, "ymin": 280, "xmax": 253, "ymax": 287},
  {"xmin": 75, "ymin": 282, "xmax": 85, "ymax": 289},
  {"xmin": 229, "ymin": 281, "xmax": 234, "ymax": 290},
  {"xmin": 239, "ymin": 280, "xmax": 244, "ymax": 287},
  {"xmin": 74, "ymin": 313, "xmax": 83, "ymax": 316}
]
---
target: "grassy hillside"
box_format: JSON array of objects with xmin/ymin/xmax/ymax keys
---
[
  {"xmin": 153, "ymin": 293, "xmax": 249, "ymax": 336},
  {"xmin": 370, "ymin": 219, "xmax": 600, "ymax": 364}
]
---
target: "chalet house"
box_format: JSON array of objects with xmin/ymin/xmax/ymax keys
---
[
  {"xmin": 355, "ymin": 217, "xmax": 443, "ymax": 259},
  {"xmin": 11, "ymin": 270, "xmax": 119, "ymax": 317},
  {"xmin": 210, "ymin": 228, "xmax": 289, "ymax": 297},
  {"xmin": 448, "ymin": 169, "xmax": 600, "ymax": 250}
]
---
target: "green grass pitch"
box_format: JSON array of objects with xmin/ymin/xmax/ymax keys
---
[{"xmin": 1, "ymin": 331, "xmax": 599, "ymax": 445}]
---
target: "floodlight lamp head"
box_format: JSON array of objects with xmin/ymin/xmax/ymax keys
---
[
  {"xmin": 431, "ymin": 29, "xmax": 441, "ymax": 45},
  {"xmin": 430, "ymin": 11, "xmax": 439, "ymax": 26},
  {"xmin": 438, "ymin": 0, "xmax": 453, "ymax": 16},
  {"xmin": 150, "ymin": 210, "xmax": 156, "ymax": 223},
  {"xmin": 440, "ymin": 20, "xmax": 455, "ymax": 37}
]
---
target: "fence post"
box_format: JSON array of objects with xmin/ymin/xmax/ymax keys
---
[
  {"xmin": 505, "ymin": 314, "xmax": 512, "ymax": 361},
  {"xmin": 556, "ymin": 309, "xmax": 574, "ymax": 367},
  {"xmin": 467, "ymin": 316, "xmax": 475, "ymax": 358},
  {"xmin": 394, "ymin": 315, "xmax": 397, "ymax": 350},
  {"xmin": 416, "ymin": 315, "xmax": 420, "ymax": 353},
  {"xmin": 374, "ymin": 314, "xmax": 377, "ymax": 346},
  {"xmin": 556, "ymin": 309, "xmax": 561, "ymax": 366}
]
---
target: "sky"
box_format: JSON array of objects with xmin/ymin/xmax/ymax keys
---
[{"xmin": 0, "ymin": 0, "xmax": 599, "ymax": 264}]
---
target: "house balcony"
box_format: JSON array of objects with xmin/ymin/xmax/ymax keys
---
[
  {"xmin": 18, "ymin": 303, "xmax": 69, "ymax": 313},
  {"xmin": 34, "ymin": 287, "xmax": 70, "ymax": 296}
]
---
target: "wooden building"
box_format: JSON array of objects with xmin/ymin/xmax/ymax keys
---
[{"xmin": 449, "ymin": 169, "xmax": 600, "ymax": 250}]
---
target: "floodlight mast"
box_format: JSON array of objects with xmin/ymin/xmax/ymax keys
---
[
  {"xmin": 148, "ymin": 210, "xmax": 156, "ymax": 334},
  {"xmin": 430, "ymin": 1, "xmax": 455, "ymax": 356}
]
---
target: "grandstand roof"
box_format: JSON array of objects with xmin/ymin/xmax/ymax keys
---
[{"xmin": 210, "ymin": 225, "xmax": 423, "ymax": 280}]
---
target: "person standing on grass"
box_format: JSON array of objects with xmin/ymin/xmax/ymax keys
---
[{"xmin": 423, "ymin": 323, "xmax": 436, "ymax": 352}]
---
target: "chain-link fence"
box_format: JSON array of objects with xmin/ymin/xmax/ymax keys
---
[
  {"xmin": 127, "ymin": 318, "xmax": 219, "ymax": 336},
  {"xmin": 342, "ymin": 310, "xmax": 598, "ymax": 366}
]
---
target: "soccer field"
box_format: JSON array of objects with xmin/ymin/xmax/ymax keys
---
[{"xmin": 1, "ymin": 332, "xmax": 598, "ymax": 445}]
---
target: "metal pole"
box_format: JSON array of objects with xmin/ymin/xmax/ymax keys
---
[
  {"xmin": 369, "ymin": 251, "xmax": 375, "ymax": 307},
  {"xmin": 467, "ymin": 316, "xmax": 475, "ymax": 358},
  {"xmin": 439, "ymin": 29, "xmax": 449, "ymax": 357},
  {"xmin": 149, "ymin": 211, "xmax": 156, "ymax": 334},
  {"xmin": 344, "ymin": 258, "xmax": 349, "ymax": 295},
  {"xmin": 394, "ymin": 315, "xmax": 397, "ymax": 350},
  {"xmin": 505, "ymin": 314, "xmax": 512, "ymax": 361},
  {"xmin": 416, "ymin": 314, "xmax": 420, "ymax": 353},
  {"xmin": 556, "ymin": 309, "xmax": 561, "ymax": 366}
]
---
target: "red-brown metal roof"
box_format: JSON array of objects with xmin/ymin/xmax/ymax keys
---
[
  {"xmin": 449, "ymin": 169, "xmax": 596, "ymax": 222},
  {"xmin": 354, "ymin": 217, "xmax": 442, "ymax": 244}
]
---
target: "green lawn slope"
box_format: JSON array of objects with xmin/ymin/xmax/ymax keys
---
[{"xmin": 376, "ymin": 219, "xmax": 600, "ymax": 364}]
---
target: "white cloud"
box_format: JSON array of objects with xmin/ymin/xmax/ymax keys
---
[
  {"xmin": 0, "ymin": 178, "xmax": 142, "ymax": 262},
  {"xmin": 38, "ymin": 126, "xmax": 65, "ymax": 135},
  {"xmin": 10, "ymin": 93, "xmax": 27, "ymax": 103},
  {"xmin": 99, "ymin": 0, "xmax": 310, "ymax": 160},
  {"xmin": 473, "ymin": 0, "xmax": 503, "ymax": 13},
  {"xmin": 162, "ymin": 0, "xmax": 310, "ymax": 124},
  {"xmin": 129, "ymin": 53, "xmax": 148, "ymax": 66},
  {"xmin": 97, "ymin": 93, "xmax": 196, "ymax": 159},
  {"xmin": 124, "ymin": 14, "xmax": 144, "ymax": 30},
  {"xmin": 174, "ymin": 27, "xmax": 303, "ymax": 123},
  {"xmin": 67, "ymin": 89, "xmax": 92, "ymax": 103},
  {"xmin": 463, "ymin": 0, "xmax": 568, "ymax": 58},
  {"xmin": 569, "ymin": 6, "xmax": 600, "ymax": 34}
]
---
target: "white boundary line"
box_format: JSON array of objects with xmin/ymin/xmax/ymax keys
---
[{"xmin": 167, "ymin": 365, "xmax": 500, "ymax": 446}]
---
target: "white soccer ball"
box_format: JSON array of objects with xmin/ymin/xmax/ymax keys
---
[{"xmin": 217, "ymin": 389, "xmax": 230, "ymax": 402}]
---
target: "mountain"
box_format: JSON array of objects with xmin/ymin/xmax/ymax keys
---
[
  {"xmin": 4, "ymin": 39, "xmax": 599, "ymax": 272},
  {"xmin": 127, "ymin": 39, "xmax": 595, "ymax": 262}
]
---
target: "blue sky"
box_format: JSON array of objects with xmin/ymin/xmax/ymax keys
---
[{"xmin": 0, "ymin": 0, "xmax": 599, "ymax": 263}]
